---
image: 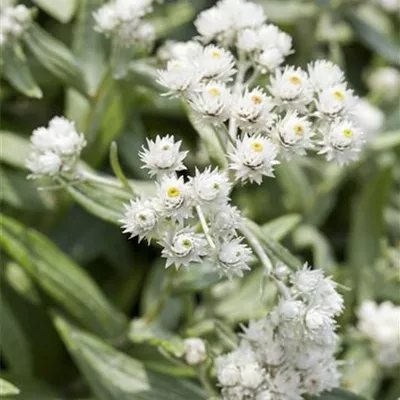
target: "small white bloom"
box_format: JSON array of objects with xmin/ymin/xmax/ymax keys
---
[
  {"xmin": 26, "ymin": 151, "xmax": 62, "ymax": 178},
  {"xmin": 210, "ymin": 204, "xmax": 242, "ymax": 237},
  {"xmin": 139, "ymin": 135, "xmax": 187, "ymax": 177},
  {"xmin": 278, "ymin": 299, "xmax": 306, "ymax": 323},
  {"xmin": 255, "ymin": 390, "xmax": 273, "ymax": 400},
  {"xmin": 233, "ymin": 87, "xmax": 276, "ymax": 133},
  {"xmin": 217, "ymin": 237, "xmax": 252, "ymax": 278},
  {"xmin": 240, "ymin": 362, "xmax": 264, "ymax": 388},
  {"xmin": 161, "ymin": 227, "xmax": 207, "ymax": 269},
  {"xmin": 236, "ymin": 28, "xmax": 259, "ymax": 52},
  {"xmin": 156, "ymin": 175, "xmax": 192, "ymax": 222},
  {"xmin": 198, "ymin": 45, "xmax": 236, "ymax": 82},
  {"xmin": 272, "ymin": 111, "xmax": 314, "ymax": 158},
  {"xmin": 316, "ymin": 83, "xmax": 356, "ymax": 118},
  {"xmin": 258, "ymin": 48, "xmax": 285, "ymax": 71},
  {"xmin": 187, "ymin": 81, "xmax": 232, "ymax": 123},
  {"xmin": 291, "ymin": 265, "xmax": 324, "ymax": 295},
  {"xmin": 304, "ymin": 307, "xmax": 336, "ymax": 344},
  {"xmin": 158, "ymin": 40, "xmax": 203, "ymax": 62},
  {"xmin": 183, "ymin": 338, "xmax": 207, "ymax": 365},
  {"xmin": 368, "ymin": 67, "xmax": 400, "ymax": 101},
  {"xmin": 120, "ymin": 198, "xmax": 159, "ymax": 243},
  {"xmin": 194, "ymin": 6, "xmax": 232, "ymax": 44},
  {"xmin": 307, "ymin": 60, "xmax": 344, "ymax": 91},
  {"xmin": 229, "ymin": 135, "xmax": 280, "ymax": 184},
  {"xmin": 93, "ymin": 4, "xmax": 118, "ymax": 34},
  {"xmin": 301, "ymin": 359, "xmax": 341, "ymax": 395},
  {"xmin": 269, "ymin": 66, "xmax": 313, "ymax": 106},
  {"xmin": 157, "ymin": 59, "xmax": 200, "ymax": 97},
  {"xmin": 312, "ymin": 278, "xmax": 344, "ymax": 317},
  {"xmin": 350, "ymin": 98, "xmax": 384, "ymax": 138},
  {"xmin": 319, "ymin": 119, "xmax": 364, "ymax": 165},
  {"xmin": 190, "ymin": 167, "xmax": 231, "ymax": 208},
  {"xmin": 0, "ymin": 5, "xmax": 31, "ymax": 47}
]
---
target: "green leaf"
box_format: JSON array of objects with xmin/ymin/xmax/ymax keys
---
[
  {"xmin": 370, "ymin": 130, "xmax": 400, "ymax": 151},
  {"xmin": 260, "ymin": 0, "xmax": 318, "ymax": 24},
  {"xmin": 262, "ymin": 214, "xmax": 302, "ymax": 241},
  {"xmin": 306, "ymin": 388, "xmax": 367, "ymax": 400},
  {"xmin": 24, "ymin": 23, "xmax": 87, "ymax": 95},
  {"xmin": 32, "ymin": 0, "xmax": 78, "ymax": 23},
  {"xmin": 0, "ymin": 214, "xmax": 127, "ymax": 339},
  {"xmin": 0, "ymin": 132, "xmax": 31, "ymax": 169},
  {"xmin": 129, "ymin": 319, "xmax": 184, "ymax": 357},
  {"xmin": 0, "ymin": 378, "xmax": 20, "ymax": 396},
  {"xmin": 110, "ymin": 38, "xmax": 134, "ymax": 80},
  {"xmin": 346, "ymin": 13, "xmax": 400, "ymax": 66},
  {"xmin": 2, "ymin": 45, "xmax": 42, "ymax": 98},
  {"xmin": 54, "ymin": 315, "xmax": 207, "ymax": 400}
]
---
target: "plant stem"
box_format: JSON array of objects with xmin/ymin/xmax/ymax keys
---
[
  {"xmin": 197, "ymin": 365, "xmax": 218, "ymax": 398},
  {"xmin": 196, "ymin": 205, "xmax": 216, "ymax": 250}
]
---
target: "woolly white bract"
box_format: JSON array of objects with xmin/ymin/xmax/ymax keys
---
[
  {"xmin": 183, "ymin": 338, "xmax": 207, "ymax": 365},
  {"xmin": 26, "ymin": 117, "xmax": 86, "ymax": 179},
  {"xmin": 0, "ymin": 5, "xmax": 31, "ymax": 47}
]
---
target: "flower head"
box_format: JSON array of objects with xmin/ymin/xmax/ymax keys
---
[
  {"xmin": 316, "ymin": 83, "xmax": 356, "ymax": 118},
  {"xmin": 183, "ymin": 338, "xmax": 207, "ymax": 365},
  {"xmin": 0, "ymin": 5, "xmax": 31, "ymax": 48},
  {"xmin": 198, "ymin": 45, "xmax": 236, "ymax": 82},
  {"xmin": 307, "ymin": 60, "xmax": 344, "ymax": 91}
]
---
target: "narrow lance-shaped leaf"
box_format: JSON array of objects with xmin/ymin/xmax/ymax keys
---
[
  {"xmin": 2, "ymin": 44, "xmax": 42, "ymax": 98},
  {"xmin": 0, "ymin": 378, "xmax": 20, "ymax": 397},
  {"xmin": 0, "ymin": 214, "xmax": 128, "ymax": 339},
  {"xmin": 32, "ymin": 0, "xmax": 78, "ymax": 23},
  {"xmin": 54, "ymin": 315, "xmax": 207, "ymax": 400}
]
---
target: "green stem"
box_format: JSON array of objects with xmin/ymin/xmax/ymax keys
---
[{"xmin": 109, "ymin": 141, "xmax": 135, "ymax": 194}]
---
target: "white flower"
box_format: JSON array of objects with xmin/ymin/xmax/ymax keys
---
[
  {"xmin": 312, "ymin": 278, "xmax": 344, "ymax": 317},
  {"xmin": 190, "ymin": 167, "xmax": 231, "ymax": 208},
  {"xmin": 258, "ymin": 48, "xmax": 285, "ymax": 71},
  {"xmin": 368, "ymin": 67, "xmax": 400, "ymax": 101},
  {"xmin": 357, "ymin": 300, "xmax": 400, "ymax": 367},
  {"xmin": 319, "ymin": 119, "xmax": 364, "ymax": 165},
  {"xmin": 139, "ymin": 135, "xmax": 187, "ymax": 177},
  {"xmin": 120, "ymin": 198, "xmax": 159, "ymax": 243},
  {"xmin": 26, "ymin": 116, "xmax": 86, "ymax": 179},
  {"xmin": 291, "ymin": 265, "xmax": 324, "ymax": 295},
  {"xmin": 277, "ymin": 299, "xmax": 306, "ymax": 323},
  {"xmin": 240, "ymin": 362, "xmax": 264, "ymax": 389},
  {"xmin": 301, "ymin": 359, "xmax": 341, "ymax": 395},
  {"xmin": 217, "ymin": 237, "xmax": 252, "ymax": 278},
  {"xmin": 304, "ymin": 307, "xmax": 336, "ymax": 345},
  {"xmin": 233, "ymin": 87, "xmax": 276, "ymax": 133},
  {"xmin": 350, "ymin": 98, "xmax": 384, "ymax": 138},
  {"xmin": 229, "ymin": 135, "xmax": 280, "ymax": 184},
  {"xmin": 187, "ymin": 81, "xmax": 232, "ymax": 123},
  {"xmin": 93, "ymin": 4, "xmax": 118, "ymax": 34},
  {"xmin": 256, "ymin": 390, "xmax": 273, "ymax": 400},
  {"xmin": 236, "ymin": 28, "xmax": 259, "ymax": 52},
  {"xmin": 157, "ymin": 40, "xmax": 203, "ymax": 62},
  {"xmin": 161, "ymin": 227, "xmax": 207, "ymax": 269},
  {"xmin": 157, "ymin": 59, "xmax": 200, "ymax": 97},
  {"xmin": 156, "ymin": 175, "xmax": 192, "ymax": 222},
  {"xmin": 269, "ymin": 66, "xmax": 313, "ymax": 106},
  {"xmin": 210, "ymin": 204, "xmax": 242, "ymax": 237},
  {"xmin": 307, "ymin": 60, "xmax": 344, "ymax": 91},
  {"xmin": 272, "ymin": 111, "xmax": 314, "ymax": 158},
  {"xmin": 0, "ymin": 5, "xmax": 31, "ymax": 47},
  {"xmin": 198, "ymin": 45, "xmax": 236, "ymax": 82},
  {"xmin": 316, "ymin": 83, "xmax": 356, "ymax": 118},
  {"xmin": 183, "ymin": 338, "xmax": 207, "ymax": 365}
]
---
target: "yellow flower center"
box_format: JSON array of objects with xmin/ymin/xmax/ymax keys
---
[
  {"xmin": 167, "ymin": 187, "xmax": 181, "ymax": 197},
  {"xmin": 251, "ymin": 94, "xmax": 263, "ymax": 104},
  {"xmin": 211, "ymin": 50, "xmax": 221, "ymax": 58},
  {"xmin": 162, "ymin": 145, "xmax": 170, "ymax": 151},
  {"xmin": 213, "ymin": 183, "xmax": 220, "ymax": 189},
  {"xmin": 343, "ymin": 129, "xmax": 353, "ymax": 138},
  {"xmin": 208, "ymin": 87, "xmax": 221, "ymax": 97},
  {"xmin": 333, "ymin": 91, "xmax": 345, "ymax": 101},
  {"xmin": 288, "ymin": 75, "xmax": 302, "ymax": 85},
  {"xmin": 251, "ymin": 141, "xmax": 264, "ymax": 152},
  {"xmin": 182, "ymin": 239, "xmax": 192, "ymax": 248},
  {"xmin": 294, "ymin": 125, "xmax": 304, "ymax": 136}
]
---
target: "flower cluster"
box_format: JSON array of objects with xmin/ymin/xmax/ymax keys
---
[
  {"xmin": 26, "ymin": 117, "xmax": 86, "ymax": 179},
  {"xmin": 156, "ymin": 0, "xmax": 366, "ymax": 169},
  {"xmin": 0, "ymin": 4, "xmax": 31, "ymax": 48},
  {"xmin": 357, "ymin": 300, "xmax": 400, "ymax": 367},
  {"xmin": 215, "ymin": 265, "xmax": 344, "ymax": 400},
  {"xmin": 93, "ymin": 0, "xmax": 155, "ymax": 48},
  {"xmin": 120, "ymin": 135, "xmax": 253, "ymax": 278}
]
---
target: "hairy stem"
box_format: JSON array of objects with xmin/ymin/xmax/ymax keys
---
[{"xmin": 196, "ymin": 205, "xmax": 216, "ymax": 250}]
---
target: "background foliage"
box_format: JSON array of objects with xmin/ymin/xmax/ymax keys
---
[{"xmin": 1, "ymin": 0, "xmax": 399, "ymax": 399}]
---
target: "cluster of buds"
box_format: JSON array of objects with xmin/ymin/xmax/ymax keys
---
[
  {"xmin": 26, "ymin": 116, "xmax": 86, "ymax": 179},
  {"xmin": 0, "ymin": 4, "xmax": 31, "ymax": 48},
  {"xmin": 93, "ymin": 0, "xmax": 155, "ymax": 48},
  {"xmin": 120, "ymin": 135, "xmax": 253, "ymax": 279},
  {"xmin": 215, "ymin": 265, "xmax": 344, "ymax": 400},
  {"xmin": 357, "ymin": 300, "xmax": 400, "ymax": 367},
  {"xmin": 156, "ymin": 0, "xmax": 366, "ymax": 167}
]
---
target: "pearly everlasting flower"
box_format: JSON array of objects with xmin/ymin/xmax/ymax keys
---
[
  {"xmin": 216, "ymin": 237, "xmax": 252, "ymax": 278},
  {"xmin": 257, "ymin": 24, "xmax": 293, "ymax": 59},
  {"xmin": 156, "ymin": 175, "xmax": 192, "ymax": 222},
  {"xmin": 139, "ymin": 135, "xmax": 187, "ymax": 177},
  {"xmin": 183, "ymin": 338, "xmax": 207, "ymax": 365},
  {"xmin": 0, "ymin": 5, "xmax": 31, "ymax": 48},
  {"xmin": 190, "ymin": 167, "xmax": 231, "ymax": 209},
  {"xmin": 304, "ymin": 307, "xmax": 336, "ymax": 345},
  {"xmin": 229, "ymin": 135, "xmax": 280, "ymax": 184},
  {"xmin": 187, "ymin": 81, "xmax": 232, "ymax": 123},
  {"xmin": 120, "ymin": 198, "xmax": 159, "ymax": 243},
  {"xmin": 198, "ymin": 45, "xmax": 236, "ymax": 82},
  {"xmin": 161, "ymin": 227, "xmax": 207, "ymax": 269},
  {"xmin": 93, "ymin": 0, "xmax": 154, "ymax": 47},
  {"xmin": 269, "ymin": 66, "xmax": 313, "ymax": 106},
  {"xmin": 357, "ymin": 300, "xmax": 400, "ymax": 367},
  {"xmin": 319, "ymin": 119, "xmax": 364, "ymax": 165},
  {"xmin": 350, "ymin": 98, "xmax": 384, "ymax": 138},
  {"xmin": 316, "ymin": 83, "xmax": 357, "ymax": 118},
  {"xmin": 367, "ymin": 67, "xmax": 400, "ymax": 101},
  {"xmin": 157, "ymin": 59, "xmax": 200, "ymax": 97},
  {"xmin": 233, "ymin": 87, "xmax": 276, "ymax": 133},
  {"xmin": 157, "ymin": 40, "xmax": 203, "ymax": 62},
  {"xmin": 291, "ymin": 265, "xmax": 324, "ymax": 295},
  {"xmin": 26, "ymin": 116, "xmax": 86, "ymax": 179},
  {"xmin": 210, "ymin": 204, "xmax": 242, "ymax": 237},
  {"xmin": 272, "ymin": 111, "xmax": 314, "ymax": 158},
  {"xmin": 307, "ymin": 60, "xmax": 344, "ymax": 91}
]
